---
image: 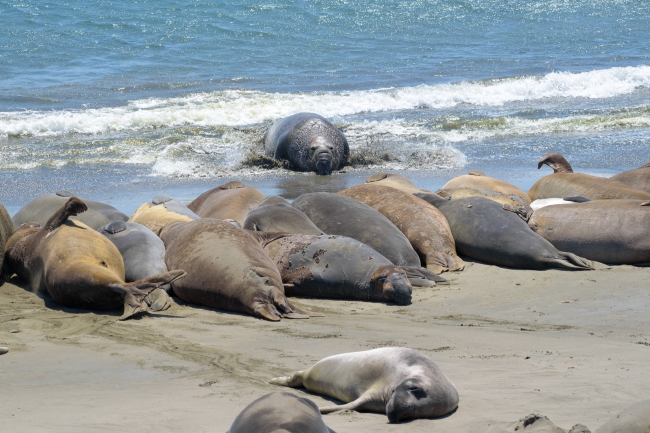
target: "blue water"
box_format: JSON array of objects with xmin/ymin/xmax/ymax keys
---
[{"xmin": 1, "ymin": 0, "xmax": 650, "ymax": 212}]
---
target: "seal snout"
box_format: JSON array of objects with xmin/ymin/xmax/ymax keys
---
[
  {"xmin": 384, "ymin": 272, "xmax": 412, "ymax": 305},
  {"xmin": 309, "ymin": 137, "xmax": 335, "ymax": 175}
]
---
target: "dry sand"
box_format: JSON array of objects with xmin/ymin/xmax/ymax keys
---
[{"xmin": 1, "ymin": 260, "xmax": 649, "ymax": 432}]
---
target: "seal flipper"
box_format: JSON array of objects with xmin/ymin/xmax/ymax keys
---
[
  {"xmin": 269, "ymin": 371, "xmax": 305, "ymax": 387},
  {"xmin": 143, "ymin": 288, "xmax": 172, "ymax": 311},
  {"xmin": 545, "ymin": 252, "xmax": 595, "ymax": 270},
  {"xmin": 563, "ymin": 195, "xmax": 591, "ymax": 203},
  {"xmin": 45, "ymin": 197, "xmax": 88, "ymax": 232},
  {"xmin": 401, "ymin": 266, "xmax": 449, "ymax": 285},
  {"xmin": 319, "ymin": 393, "xmax": 374, "ymax": 414},
  {"xmin": 118, "ymin": 269, "xmax": 186, "ymax": 320},
  {"xmin": 537, "ymin": 153, "xmax": 574, "ymax": 173}
]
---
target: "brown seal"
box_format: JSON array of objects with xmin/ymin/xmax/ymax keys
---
[
  {"xmin": 442, "ymin": 171, "xmax": 532, "ymax": 203},
  {"xmin": 4, "ymin": 197, "xmax": 185, "ymax": 320},
  {"xmin": 338, "ymin": 184, "xmax": 463, "ymax": 273},
  {"xmin": 0, "ymin": 203, "xmax": 13, "ymax": 285},
  {"xmin": 610, "ymin": 162, "xmax": 650, "ymax": 193},
  {"xmin": 365, "ymin": 173, "xmax": 430, "ymax": 194},
  {"xmin": 436, "ymin": 187, "xmax": 533, "ymax": 221},
  {"xmin": 187, "ymin": 181, "xmax": 266, "ymax": 225},
  {"xmin": 528, "ymin": 153, "xmax": 650, "ymax": 201},
  {"xmin": 129, "ymin": 195, "xmax": 199, "ymax": 235}
]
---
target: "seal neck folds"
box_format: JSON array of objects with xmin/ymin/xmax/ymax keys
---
[{"xmin": 309, "ymin": 136, "xmax": 334, "ymax": 175}]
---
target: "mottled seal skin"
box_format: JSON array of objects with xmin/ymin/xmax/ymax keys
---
[
  {"xmin": 529, "ymin": 153, "xmax": 650, "ymax": 201},
  {"xmin": 243, "ymin": 196, "xmax": 323, "ymax": 234},
  {"xmin": 129, "ymin": 195, "xmax": 199, "ymax": 236},
  {"xmin": 228, "ymin": 392, "xmax": 336, "ymax": 433},
  {"xmin": 365, "ymin": 173, "xmax": 430, "ymax": 194},
  {"xmin": 252, "ymin": 233, "xmax": 412, "ymax": 305},
  {"xmin": 271, "ymin": 347, "xmax": 459, "ymax": 423},
  {"xmin": 437, "ymin": 188, "xmax": 533, "ymax": 221},
  {"xmin": 12, "ymin": 191, "xmax": 128, "ymax": 231},
  {"xmin": 338, "ymin": 184, "xmax": 464, "ymax": 274},
  {"xmin": 264, "ymin": 112, "xmax": 349, "ymax": 175},
  {"xmin": 98, "ymin": 220, "xmax": 172, "ymax": 311},
  {"xmin": 4, "ymin": 197, "xmax": 186, "ymax": 320},
  {"xmin": 594, "ymin": 399, "xmax": 650, "ymax": 433},
  {"xmin": 187, "ymin": 181, "xmax": 265, "ymax": 225},
  {"xmin": 528, "ymin": 200, "xmax": 650, "ymax": 265},
  {"xmin": 292, "ymin": 192, "xmax": 421, "ymax": 268},
  {"xmin": 610, "ymin": 162, "xmax": 650, "ymax": 193},
  {"xmin": 160, "ymin": 219, "xmax": 319, "ymax": 321},
  {"xmin": 442, "ymin": 172, "xmax": 532, "ymax": 204},
  {"xmin": 0, "ymin": 203, "xmax": 13, "ymax": 285},
  {"xmin": 415, "ymin": 193, "xmax": 595, "ymax": 270}
]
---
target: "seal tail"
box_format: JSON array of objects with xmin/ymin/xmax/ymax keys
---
[
  {"xmin": 422, "ymin": 251, "xmax": 465, "ymax": 274},
  {"xmin": 119, "ymin": 270, "xmax": 186, "ymax": 320},
  {"xmin": 546, "ymin": 253, "xmax": 595, "ymax": 270},
  {"xmin": 401, "ymin": 266, "xmax": 450, "ymax": 286}
]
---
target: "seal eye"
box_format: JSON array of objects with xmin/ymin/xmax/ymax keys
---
[{"xmin": 311, "ymin": 145, "xmax": 318, "ymax": 150}]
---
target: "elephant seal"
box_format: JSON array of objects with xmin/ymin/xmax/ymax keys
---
[
  {"xmin": 98, "ymin": 220, "xmax": 172, "ymax": 311},
  {"xmin": 595, "ymin": 399, "xmax": 650, "ymax": 433},
  {"xmin": 292, "ymin": 193, "xmax": 420, "ymax": 269},
  {"xmin": 338, "ymin": 184, "xmax": 464, "ymax": 273},
  {"xmin": 436, "ymin": 188, "xmax": 533, "ymax": 221},
  {"xmin": 228, "ymin": 392, "xmax": 336, "ymax": 433},
  {"xmin": 442, "ymin": 172, "xmax": 532, "ymax": 204},
  {"xmin": 160, "ymin": 219, "xmax": 319, "ymax": 321},
  {"xmin": 129, "ymin": 195, "xmax": 199, "ymax": 235},
  {"xmin": 271, "ymin": 347, "xmax": 459, "ymax": 422},
  {"xmin": 263, "ymin": 112, "xmax": 349, "ymax": 175},
  {"xmin": 243, "ymin": 196, "xmax": 323, "ymax": 234},
  {"xmin": 610, "ymin": 162, "xmax": 650, "ymax": 193},
  {"xmin": 528, "ymin": 200, "xmax": 650, "ymax": 265},
  {"xmin": 12, "ymin": 191, "xmax": 128, "ymax": 230},
  {"xmin": 187, "ymin": 181, "xmax": 265, "ymax": 225},
  {"xmin": 365, "ymin": 173, "xmax": 429, "ymax": 194},
  {"xmin": 415, "ymin": 193, "xmax": 595, "ymax": 270},
  {"xmin": 0, "ymin": 203, "xmax": 13, "ymax": 285},
  {"xmin": 530, "ymin": 196, "xmax": 591, "ymax": 211},
  {"xmin": 528, "ymin": 153, "xmax": 650, "ymax": 201},
  {"xmin": 251, "ymin": 232, "xmax": 413, "ymax": 304},
  {"xmin": 4, "ymin": 197, "xmax": 186, "ymax": 320}
]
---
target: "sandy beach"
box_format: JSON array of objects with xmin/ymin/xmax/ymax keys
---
[{"xmin": 2, "ymin": 256, "xmax": 649, "ymax": 432}]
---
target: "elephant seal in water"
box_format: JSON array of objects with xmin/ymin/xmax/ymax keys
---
[
  {"xmin": 251, "ymin": 232, "xmax": 413, "ymax": 304},
  {"xmin": 271, "ymin": 347, "xmax": 459, "ymax": 422},
  {"xmin": 595, "ymin": 399, "xmax": 650, "ymax": 433},
  {"xmin": 610, "ymin": 162, "xmax": 650, "ymax": 193},
  {"xmin": 365, "ymin": 173, "xmax": 430, "ymax": 194},
  {"xmin": 160, "ymin": 219, "xmax": 319, "ymax": 321},
  {"xmin": 338, "ymin": 184, "xmax": 464, "ymax": 273},
  {"xmin": 264, "ymin": 112, "xmax": 349, "ymax": 175},
  {"xmin": 415, "ymin": 193, "xmax": 595, "ymax": 270},
  {"xmin": 98, "ymin": 220, "xmax": 172, "ymax": 311},
  {"xmin": 129, "ymin": 195, "xmax": 199, "ymax": 236},
  {"xmin": 4, "ymin": 197, "xmax": 186, "ymax": 320},
  {"xmin": 12, "ymin": 191, "xmax": 128, "ymax": 231},
  {"xmin": 228, "ymin": 392, "xmax": 336, "ymax": 433},
  {"xmin": 442, "ymin": 172, "xmax": 532, "ymax": 204},
  {"xmin": 243, "ymin": 196, "xmax": 323, "ymax": 234},
  {"xmin": 528, "ymin": 199, "xmax": 650, "ymax": 265},
  {"xmin": 0, "ymin": 203, "xmax": 13, "ymax": 285},
  {"xmin": 187, "ymin": 181, "xmax": 265, "ymax": 225},
  {"xmin": 528, "ymin": 153, "xmax": 650, "ymax": 201}
]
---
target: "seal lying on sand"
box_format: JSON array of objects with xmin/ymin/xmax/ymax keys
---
[
  {"xmin": 338, "ymin": 184, "xmax": 464, "ymax": 273},
  {"xmin": 436, "ymin": 188, "xmax": 533, "ymax": 221},
  {"xmin": 610, "ymin": 162, "xmax": 650, "ymax": 193},
  {"xmin": 4, "ymin": 197, "xmax": 185, "ymax": 320},
  {"xmin": 129, "ymin": 195, "xmax": 199, "ymax": 235},
  {"xmin": 252, "ymin": 232, "xmax": 413, "ymax": 304},
  {"xmin": 595, "ymin": 399, "xmax": 650, "ymax": 433},
  {"xmin": 528, "ymin": 153, "xmax": 650, "ymax": 201},
  {"xmin": 187, "ymin": 181, "xmax": 265, "ymax": 225},
  {"xmin": 528, "ymin": 200, "xmax": 650, "ymax": 265},
  {"xmin": 0, "ymin": 203, "xmax": 13, "ymax": 285},
  {"xmin": 12, "ymin": 191, "xmax": 128, "ymax": 230},
  {"xmin": 415, "ymin": 193, "xmax": 595, "ymax": 270},
  {"xmin": 160, "ymin": 219, "xmax": 319, "ymax": 321},
  {"xmin": 442, "ymin": 171, "xmax": 532, "ymax": 203},
  {"xmin": 365, "ymin": 173, "xmax": 430, "ymax": 194},
  {"xmin": 228, "ymin": 392, "xmax": 336, "ymax": 433},
  {"xmin": 264, "ymin": 113, "xmax": 349, "ymax": 175},
  {"xmin": 243, "ymin": 196, "xmax": 323, "ymax": 234},
  {"xmin": 271, "ymin": 347, "xmax": 459, "ymax": 423}
]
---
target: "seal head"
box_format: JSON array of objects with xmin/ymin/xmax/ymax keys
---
[
  {"xmin": 309, "ymin": 136, "xmax": 335, "ymax": 175},
  {"xmin": 386, "ymin": 375, "xmax": 458, "ymax": 422},
  {"xmin": 372, "ymin": 265, "xmax": 412, "ymax": 305}
]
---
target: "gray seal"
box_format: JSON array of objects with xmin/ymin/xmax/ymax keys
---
[
  {"xmin": 271, "ymin": 347, "xmax": 459, "ymax": 423},
  {"xmin": 228, "ymin": 392, "xmax": 336, "ymax": 433},
  {"xmin": 243, "ymin": 196, "xmax": 323, "ymax": 234},
  {"xmin": 264, "ymin": 113, "xmax": 349, "ymax": 175},
  {"xmin": 595, "ymin": 399, "xmax": 650, "ymax": 433},
  {"xmin": 610, "ymin": 162, "xmax": 650, "ymax": 193}
]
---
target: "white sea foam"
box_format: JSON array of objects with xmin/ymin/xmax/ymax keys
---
[{"xmin": 1, "ymin": 65, "xmax": 650, "ymax": 139}]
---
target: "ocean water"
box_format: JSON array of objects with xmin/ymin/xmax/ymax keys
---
[{"xmin": 1, "ymin": 0, "xmax": 650, "ymax": 214}]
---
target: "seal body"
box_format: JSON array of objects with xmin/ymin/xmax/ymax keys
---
[
  {"xmin": 4, "ymin": 197, "xmax": 185, "ymax": 320},
  {"xmin": 228, "ymin": 392, "xmax": 336, "ymax": 433},
  {"xmin": 271, "ymin": 347, "xmax": 459, "ymax": 423},
  {"xmin": 442, "ymin": 172, "xmax": 532, "ymax": 204},
  {"xmin": 0, "ymin": 203, "xmax": 13, "ymax": 284},
  {"xmin": 188, "ymin": 181, "xmax": 265, "ymax": 225},
  {"xmin": 243, "ymin": 196, "xmax": 323, "ymax": 234},
  {"xmin": 365, "ymin": 173, "xmax": 429, "ymax": 194},
  {"xmin": 129, "ymin": 195, "xmax": 199, "ymax": 236},
  {"xmin": 415, "ymin": 193, "xmax": 595, "ymax": 270},
  {"xmin": 264, "ymin": 113, "xmax": 349, "ymax": 175},
  {"xmin": 292, "ymin": 193, "xmax": 421, "ymax": 268},
  {"xmin": 595, "ymin": 399, "xmax": 650, "ymax": 433},
  {"xmin": 528, "ymin": 200, "xmax": 650, "ymax": 265},
  {"xmin": 253, "ymin": 233, "xmax": 412, "ymax": 304},
  {"xmin": 437, "ymin": 188, "xmax": 533, "ymax": 220},
  {"xmin": 338, "ymin": 184, "xmax": 464, "ymax": 273},
  {"xmin": 12, "ymin": 192, "xmax": 128, "ymax": 230},
  {"xmin": 160, "ymin": 219, "xmax": 316, "ymax": 321},
  {"xmin": 610, "ymin": 162, "xmax": 650, "ymax": 193}
]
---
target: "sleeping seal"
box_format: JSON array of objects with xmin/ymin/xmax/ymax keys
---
[
  {"xmin": 595, "ymin": 399, "xmax": 650, "ymax": 433},
  {"xmin": 610, "ymin": 162, "xmax": 650, "ymax": 193},
  {"xmin": 188, "ymin": 181, "xmax": 265, "ymax": 225},
  {"xmin": 264, "ymin": 113, "xmax": 349, "ymax": 175},
  {"xmin": 228, "ymin": 392, "xmax": 336, "ymax": 433},
  {"xmin": 271, "ymin": 347, "xmax": 459, "ymax": 422},
  {"xmin": 129, "ymin": 195, "xmax": 199, "ymax": 235},
  {"xmin": 442, "ymin": 171, "xmax": 532, "ymax": 204},
  {"xmin": 243, "ymin": 196, "xmax": 323, "ymax": 234}
]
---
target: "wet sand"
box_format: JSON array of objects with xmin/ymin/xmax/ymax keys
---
[{"xmin": 2, "ymin": 259, "xmax": 649, "ymax": 432}]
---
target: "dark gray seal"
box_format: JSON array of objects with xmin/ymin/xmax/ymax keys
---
[
  {"xmin": 271, "ymin": 347, "xmax": 459, "ymax": 423},
  {"xmin": 243, "ymin": 196, "xmax": 323, "ymax": 234},
  {"xmin": 415, "ymin": 193, "xmax": 595, "ymax": 270},
  {"xmin": 228, "ymin": 392, "xmax": 336, "ymax": 433},
  {"xmin": 264, "ymin": 113, "xmax": 349, "ymax": 175}
]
